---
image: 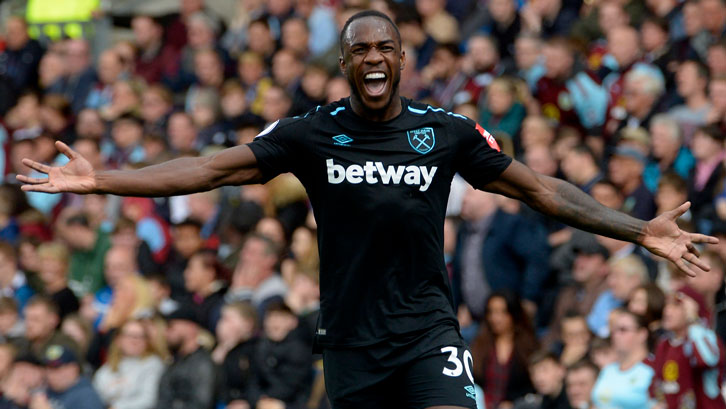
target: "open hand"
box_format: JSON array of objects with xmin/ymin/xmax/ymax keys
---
[
  {"xmin": 16, "ymin": 141, "xmax": 96, "ymax": 194},
  {"xmin": 640, "ymin": 202, "xmax": 718, "ymax": 277}
]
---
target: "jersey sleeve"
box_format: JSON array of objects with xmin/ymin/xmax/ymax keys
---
[
  {"xmin": 453, "ymin": 118, "xmax": 513, "ymax": 190},
  {"xmin": 247, "ymin": 117, "xmax": 306, "ymax": 183},
  {"xmin": 685, "ymin": 324, "xmax": 722, "ymax": 368}
]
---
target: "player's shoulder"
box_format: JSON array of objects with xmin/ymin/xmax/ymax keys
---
[
  {"xmin": 294, "ymin": 99, "xmax": 348, "ymax": 123},
  {"xmin": 404, "ymin": 98, "xmax": 476, "ymax": 128}
]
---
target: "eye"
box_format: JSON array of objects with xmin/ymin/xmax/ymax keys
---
[
  {"xmin": 351, "ymin": 47, "xmax": 366, "ymax": 55},
  {"xmin": 380, "ymin": 46, "xmax": 394, "ymax": 52}
]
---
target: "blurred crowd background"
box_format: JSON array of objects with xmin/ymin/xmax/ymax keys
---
[{"xmin": 1, "ymin": 0, "xmax": 726, "ymax": 408}]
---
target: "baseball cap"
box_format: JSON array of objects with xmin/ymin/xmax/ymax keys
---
[
  {"xmin": 42, "ymin": 344, "xmax": 78, "ymax": 368},
  {"xmin": 572, "ymin": 234, "xmax": 610, "ymax": 259},
  {"xmin": 674, "ymin": 285, "xmax": 711, "ymax": 322},
  {"xmin": 612, "ymin": 145, "xmax": 647, "ymax": 165},
  {"xmin": 163, "ymin": 305, "xmax": 201, "ymax": 326}
]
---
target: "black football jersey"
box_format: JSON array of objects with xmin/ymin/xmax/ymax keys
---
[{"xmin": 248, "ymin": 97, "xmax": 512, "ymax": 347}]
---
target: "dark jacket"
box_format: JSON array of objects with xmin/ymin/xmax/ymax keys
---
[
  {"xmin": 252, "ymin": 333, "xmax": 313, "ymax": 407},
  {"xmin": 46, "ymin": 377, "xmax": 105, "ymax": 409},
  {"xmin": 218, "ymin": 338, "xmax": 258, "ymax": 404},
  {"xmin": 453, "ymin": 208, "xmax": 551, "ymax": 306},
  {"xmin": 156, "ymin": 348, "xmax": 216, "ymax": 409}
]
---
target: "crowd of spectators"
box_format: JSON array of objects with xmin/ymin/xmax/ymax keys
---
[{"xmin": 1, "ymin": 0, "xmax": 726, "ymax": 408}]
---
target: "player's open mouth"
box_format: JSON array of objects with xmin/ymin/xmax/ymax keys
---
[{"xmin": 363, "ymin": 72, "xmax": 388, "ymax": 97}]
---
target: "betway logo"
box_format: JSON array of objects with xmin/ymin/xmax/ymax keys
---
[{"xmin": 326, "ymin": 159, "xmax": 437, "ymax": 192}]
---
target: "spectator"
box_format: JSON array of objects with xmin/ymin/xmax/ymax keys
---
[
  {"xmin": 106, "ymin": 114, "xmax": 146, "ymax": 169},
  {"xmin": 85, "ymin": 49, "xmax": 125, "ymax": 113},
  {"xmin": 471, "ymin": 290, "xmax": 539, "ymax": 409},
  {"xmin": 689, "ymin": 125, "xmax": 726, "ymax": 230},
  {"xmin": 0, "ymin": 17, "xmax": 43, "ymax": 100},
  {"xmin": 0, "ymin": 353, "xmax": 44, "ymax": 409},
  {"xmin": 560, "ymin": 145, "xmax": 603, "ymax": 194},
  {"xmin": 227, "ymin": 234, "xmax": 287, "ymax": 316},
  {"xmin": 515, "ymin": 350, "xmax": 572, "ymax": 409},
  {"xmin": 608, "ymin": 144, "xmax": 657, "ymax": 220},
  {"xmin": 252, "ymin": 302, "xmax": 312, "ymax": 407},
  {"xmin": 214, "ymin": 302, "xmax": 258, "ymax": 408},
  {"xmin": 558, "ymin": 313, "xmax": 592, "ymax": 367},
  {"xmin": 93, "ymin": 319, "xmax": 166, "ymax": 409},
  {"xmin": 0, "ymin": 298, "xmax": 24, "ymax": 344},
  {"xmin": 36, "ymin": 242, "xmax": 79, "ymax": 320},
  {"xmin": 47, "ymin": 39, "xmax": 94, "ymax": 115},
  {"xmin": 627, "ymin": 283, "xmax": 666, "ymax": 337},
  {"xmin": 156, "ymin": 306, "xmax": 215, "ymax": 409},
  {"xmin": 610, "ymin": 65, "xmax": 667, "ymax": 140},
  {"xmin": 140, "ymin": 85, "xmax": 174, "ymax": 138},
  {"xmin": 35, "ymin": 344, "xmax": 104, "ymax": 409},
  {"xmin": 164, "ymin": 219, "xmax": 205, "ymax": 302},
  {"xmin": 652, "ymin": 286, "xmax": 726, "ymax": 408},
  {"xmin": 548, "ymin": 233, "xmax": 609, "ymax": 344},
  {"xmin": 643, "ymin": 114, "xmax": 695, "ymax": 193},
  {"xmin": 669, "ymin": 60, "xmax": 712, "ymax": 141},
  {"xmin": 591, "ymin": 309, "xmax": 655, "ymax": 409},
  {"xmin": 397, "ymin": 8, "xmax": 437, "ymax": 71},
  {"xmin": 479, "ymin": 77, "xmax": 526, "ymax": 144},
  {"xmin": 20, "ymin": 295, "xmax": 78, "ymax": 361},
  {"xmin": 588, "ymin": 255, "xmax": 648, "ymax": 338},
  {"xmin": 54, "ymin": 209, "xmax": 111, "ymax": 297},
  {"xmin": 458, "ymin": 187, "xmax": 550, "ymax": 316},
  {"xmin": 182, "ymin": 249, "xmax": 228, "ymax": 332},
  {"xmin": 565, "ymin": 359, "xmax": 599, "ymax": 409},
  {"xmin": 0, "ymin": 242, "xmax": 34, "ymax": 313},
  {"xmin": 94, "ymin": 245, "xmax": 153, "ymax": 332},
  {"xmin": 415, "ymin": 0, "xmax": 459, "ymax": 44},
  {"xmin": 132, "ymin": 16, "xmax": 181, "ymax": 85}
]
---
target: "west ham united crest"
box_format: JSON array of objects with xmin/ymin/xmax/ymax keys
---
[{"xmin": 407, "ymin": 127, "xmax": 435, "ymax": 154}]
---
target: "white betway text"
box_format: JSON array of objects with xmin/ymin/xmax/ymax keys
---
[{"xmin": 326, "ymin": 159, "xmax": 437, "ymax": 192}]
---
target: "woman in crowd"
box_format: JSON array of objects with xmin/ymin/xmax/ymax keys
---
[
  {"xmin": 591, "ymin": 308, "xmax": 655, "ymax": 409},
  {"xmin": 93, "ymin": 319, "xmax": 166, "ymax": 409},
  {"xmin": 471, "ymin": 290, "xmax": 539, "ymax": 409}
]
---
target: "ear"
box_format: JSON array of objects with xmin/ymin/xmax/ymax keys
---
[
  {"xmin": 400, "ymin": 49, "xmax": 406, "ymax": 71},
  {"xmin": 339, "ymin": 56, "xmax": 346, "ymax": 75}
]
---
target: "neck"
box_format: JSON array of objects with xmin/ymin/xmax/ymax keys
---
[
  {"xmin": 577, "ymin": 166, "xmax": 598, "ymax": 185},
  {"xmin": 687, "ymin": 93, "xmax": 709, "ymax": 109},
  {"xmin": 620, "ymin": 348, "xmax": 646, "ymax": 371},
  {"xmin": 349, "ymin": 93, "xmax": 402, "ymax": 122},
  {"xmin": 180, "ymin": 339, "xmax": 199, "ymax": 356},
  {"xmin": 46, "ymin": 279, "xmax": 66, "ymax": 293},
  {"xmin": 659, "ymin": 147, "xmax": 679, "ymax": 169},
  {"xmin": 621, "ymin": 177, "xmax": 641, "ymax": 195}
]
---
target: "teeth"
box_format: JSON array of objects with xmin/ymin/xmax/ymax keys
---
[{"xmin": 365, "ymin": 72, "xmax": 386, "ymax": 80}]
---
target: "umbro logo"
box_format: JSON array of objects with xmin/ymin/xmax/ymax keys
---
[
  {"xmin": 464, "ymin": 385, "xmax": 476, "ymax": 400},
  {"xmin": 332, "ymin": 134, "xmax": 353, "ymax": 146}
]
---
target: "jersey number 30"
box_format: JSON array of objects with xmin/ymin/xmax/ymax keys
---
[{"xmin": 441, "ymin": 346, "xmax": 474, "ymax": 384}]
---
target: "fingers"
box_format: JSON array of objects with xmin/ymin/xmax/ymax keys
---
[
  {"xmin": 21, "ymin": 159, "xmax": 51, "ymax": 174},
  {"xmin": 55, "ymin": 141, "xmax": 77, "ymax": 160},
  {"xmin": 682, "ymin": 251, "xmax": 711, "ymax": 272},
  {"xmin": 15, "ymin": 174, "xmax": 48, "ymax": 185},
  {"xmin": 674, "ymin": 258, "xmax": 698, "ymax": 278},
  {"xmin": 19, "ymin": 183, "xmax": 59, "ymax": 193},
  {"xmin": 689, "ymin": 233, "xmax": 719, "ymax": 244},
  {"xmin": 667, "ymin": 201, "xmax": 691, "ymax": 220}
]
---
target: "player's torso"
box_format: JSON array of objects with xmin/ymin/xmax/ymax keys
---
[{"xmin": 292, "ymin": 101, "xmax": 458, "ymax": 213}]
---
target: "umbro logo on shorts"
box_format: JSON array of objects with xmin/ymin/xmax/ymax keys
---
[
  {"xmin": 326, "ymin": 159, "xmax": 437, "ymax": 192},
  {"xmin": 464, "ymin": 385, "xmax": 476, "ymax": 400}
]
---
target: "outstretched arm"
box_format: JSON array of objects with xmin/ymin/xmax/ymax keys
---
[
  {"xmin": 17, "ymin": 141, "xmax": 263, "ymax": 197},
  {"xmin": 485, "ymin": 160, "xmax": 718, "ymax": 276}
]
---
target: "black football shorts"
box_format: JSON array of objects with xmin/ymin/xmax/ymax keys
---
[{"xmin": 322, "ymin": 325, "xmax": 478, "ymax": 409}]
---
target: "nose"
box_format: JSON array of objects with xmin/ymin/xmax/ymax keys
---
[{"xmin": 364, "ymin": 47, "xmax": 384, "ymax": 65}]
